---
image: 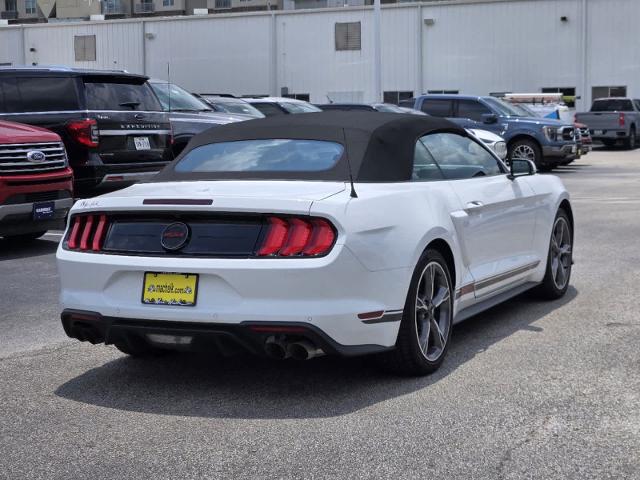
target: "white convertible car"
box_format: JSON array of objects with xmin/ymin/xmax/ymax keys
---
[{"xmin": 57, "ymin": 112, "xmax": 573, "ymax": 376}]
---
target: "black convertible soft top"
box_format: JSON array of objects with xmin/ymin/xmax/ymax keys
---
[{"xmin": 154, "ymin": 111, "xmax": 467, "ymax": 182}]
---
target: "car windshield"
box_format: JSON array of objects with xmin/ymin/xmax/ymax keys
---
[
  {"xmin": 374, "ymin": 104, "xmax": 405, "ymax": 113},
  {"xmin": 175, "ymin": 139, "xmax": 344, "ymax": 173},
  {"xmin": 483, "ymin": 97, "xmax": 527, "ymax": 117},
  {"xmin": 150, "ymin": 82, "xmax": 212, "ymax": 112},
  {"xmin": 208, "ymin": 99, "xmax": 264, "ymax": 117},
  {"xmin": 279, "ymin": 102, "xmax": 323, "ymax": 114},
  {"xmin": 509, "ymin": 103, "xmax": 539, "ymax": 117},
  {"xmin": 591, "ymin": 99, "xmax": 634, "ymax": 112}
]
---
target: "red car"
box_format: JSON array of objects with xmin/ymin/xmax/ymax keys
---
[{"xmin": 0, "ymin": 120, "xmax": 73, "ymax": 241}]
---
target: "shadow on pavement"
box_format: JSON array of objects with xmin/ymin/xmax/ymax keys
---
[
  {"xmin": 55, "ymin": 287, "xmax": 577, "ymax": 419},
  {"xmin": 0, "ymin": 237, "xmax": 59, "ymax": 261}
]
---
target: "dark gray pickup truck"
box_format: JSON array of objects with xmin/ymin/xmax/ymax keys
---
[{"xmin": 575, "ymin": 98, "xmax": 640, "ymax": 149}]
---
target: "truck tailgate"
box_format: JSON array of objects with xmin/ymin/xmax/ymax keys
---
[{"xmin": 575, "ymin": 113, "xmax": 621, "ymax": 130}]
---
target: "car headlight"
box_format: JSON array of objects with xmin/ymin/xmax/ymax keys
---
[
  {"xmin": 494, "ymin": 141, "xmax": 507, "ymax": 159},
  {"xmin": 543, "ymin": 126, "xmax": 559, "ymax": 142}
]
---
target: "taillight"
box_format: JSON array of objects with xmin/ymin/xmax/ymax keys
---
[
  {"xmin": 619, "ymin": 112, "xmax": 626, "ymax": 127},
  {"xmin": 256, "ymin": 216, "xmax": 336, "ymax": 257},
  {"xmin": 66, "ymin": 214, "xmax": 110, "ymax": 252},
  {"xmin": 66, "ymin": 119, "xmax": 99, "ymax": 148}
]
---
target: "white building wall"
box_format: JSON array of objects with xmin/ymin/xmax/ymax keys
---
[
  {"xmin": 144, "ymin": 14, "xmax": 273, "ymax": 95},
  {"xmin": 1, "ymin": 0, "xmax": 639, "ymax": 109},
  {"xmin": 0, "ymin": 28, "xmax": 25, "ymax": 65},
  {"xmin": 276, "ymin": 9, "xmax": 374, "ymax": 102},
  {"xmin": 21, "ymin": 21, "xmax": 144, "ymax": 73},
  {"xmin": 421, "ymin": 0, "xmax": 581, "ymax": 98}
]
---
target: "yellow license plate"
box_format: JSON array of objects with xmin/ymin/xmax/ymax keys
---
[{"xmin": 142, "ymin": 272, "xmax": 198, "ymax": 307}]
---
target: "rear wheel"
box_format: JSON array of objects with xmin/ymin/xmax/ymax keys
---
[
  {"xmin": 509, "ymin": 138, "xmax": 542, "ymax": 168},
  {"xmin": 624, "ymin": 127, "xmax": 636, "ymax": 150},
  {"xmin": 378, "ymin": 249, "xmax": 453, "ymax": 376},
  {"xmin": 535, "ymin": 209, "xmax": 573, "ymax": 300}
]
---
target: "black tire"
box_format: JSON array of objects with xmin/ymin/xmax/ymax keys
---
[
  {"xmin": 4, "ymin": 231, "xmax": 47, "ymax": 242},
  {"xmin": 624, "ymin": 127, "xmax": 636, "ymax": 150},
  {"xmin": 508, "ymin": 138, "xmax": 542, "ymax": 168},
  {"xmin": 602, "ymin": 139, "xmax": 616, "ymax": 148},
  {"xmin": 377, "ymin": 249, "xmax": 454, "ymax": 376},
  {"xmin": 114, "ymin": 336, "xmax": 168, "ymax": 358},
  {"xmin": 534, "ymin": 209, "xmax": 573, "ymax": 300}
]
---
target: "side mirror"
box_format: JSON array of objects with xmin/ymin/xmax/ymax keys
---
[
  {"xmin": 481, "ymin": 113, "xmax": 498, "ymax": 124},
  {"xmin": 508, "ymin": 159, "xmax": 537, "ymax": 179}
]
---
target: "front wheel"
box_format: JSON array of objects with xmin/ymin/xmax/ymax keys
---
[
  {"xmin": 378, "ymin": 249, "xmax": 453, "ymax": 376},
  {"xmin": 535, "ymin": 209, "xmax": 573, "ymax": 299},
  {"xmin": 509, "ymin": 138, "xmax": 542, "ymax": 168}
]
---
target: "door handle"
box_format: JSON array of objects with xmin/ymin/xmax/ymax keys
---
[{"xmin": 466, "ymin": 201, "xmax": 484, "ymax": 210}]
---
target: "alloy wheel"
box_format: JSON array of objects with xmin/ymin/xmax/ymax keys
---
[
  {"xmin": 550, "ymin": 217, "xmax": 572, "ymax": 290},
  {"xmin": 414, "ymin": 262, "xmax": 452, "ymax": 361},
  {"xmin": 512, "ymin": 144, "xmax": 536, "ymax": 162}
]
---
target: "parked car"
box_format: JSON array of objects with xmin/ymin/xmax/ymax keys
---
[
  {"xmin": 197, "ymin": 95, "xmax": 265, "ymax": 119},
  {"xmin": 0, "ymin": 67, "xmax": 173, "ymax": 197},
  {"xmin": 317, "ymin": 102, "xmax": 428, "ymax": 116},
  {"xmin": 467, "ymin": 129, "xmax": 508, "ymax": 160},
  {"xmin": 243, "ymin": 97, "xmax": 322, "ymax": 117},
  {"xmin": 404, "ymin": 95, "xmax": 577, "ymax": 170},
  {"xmin": 575, "ymin": 97, "xmax": 640, "ymax": 149},
  {"xmin": 57, "ymin": 112, "xmax": 573, "ymax": 376},
  {"xmin": 148, "ymin": 80, "xmax": 248, "ymax": 156},
  {"xmin": 0, "ymin": 120, "xmax": 73, "ymax": 241},
  {"xmin": 510, "ymin": 102, "xmax": 591, "ymax": 160}
]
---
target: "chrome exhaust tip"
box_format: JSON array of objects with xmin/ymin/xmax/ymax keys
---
[
  {"xmin": 287, "ymin": 340, "xmax": 324, "ymax": 361},
  {"xmin": 264, "ymin": 336, "xmax": 290, "ymax": 360}
]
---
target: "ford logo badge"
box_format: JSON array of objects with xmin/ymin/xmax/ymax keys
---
[
  {"xmin": 26, "ymin": 150, "xmax": 47, "ymax": 163},
  {"xmin": 161, "ymin": 222, "xmax": 190, "ymax": 251}
]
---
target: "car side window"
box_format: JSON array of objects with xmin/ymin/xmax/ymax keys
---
[
  {"xmin": 412, "ymin": 140, "xmax": 445, "ymax": 181},
  {"xmin": 252, "ymin": 103, "xmax": 285, "ymax": 117},
  {"xmin": 420, "ymin": 99, "xmax": 453, "ymax": 117},
  {"xmin": 457, "ymin": 100, "xmax": 492, "ymax": 121},
  {"xmin": 420, "ymin": 132, "xmax": 504, "ymax": 180}
]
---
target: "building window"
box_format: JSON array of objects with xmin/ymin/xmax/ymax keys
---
[
  {"xmin": 427, "ymin": 89, "xmax": 459, "ymax": 94},
  {"xmin": 4, "ymin": 0, "xmax": 16, "ymax": 11},
  {"xmin": 25, "ymin": 0, "xmax": 36, "ymax": 14},
  {"xmin": 283, "ymin": 93, "xmax": 310, "ymax": 101},
  {"xmin": 214, "ymin": 0, "xmax": 231, "ymax": 8},
  {"xmin": 542, "ymin": 87, "xmax": 576, "ymax": 107},
  {"xmin": 383, "ymin": 91, "xmax": 413, "ymax": 105},
  {"xmin": 74, "ymin": 35, "xmax": 97, "ymax": 62},
  {"xmin": 592, "ymin": 86, "xmax": 627, "ymax": 100},
  {"xmin": 163, "ymin": 0, "xmax": 174, "ymax": 5},
  {"xmin": 335, "ymin": 22, "xmax": 361, "ymax": 51}
]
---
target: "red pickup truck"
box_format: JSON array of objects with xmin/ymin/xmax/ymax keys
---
[{"xmin": 0, "ymin": 120, "xmax": 73, "ymax": 241}]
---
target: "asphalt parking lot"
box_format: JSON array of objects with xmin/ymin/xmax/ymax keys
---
[{"xmin": 1, "ymin": 148, "xmax": 639, "ymax": 480}]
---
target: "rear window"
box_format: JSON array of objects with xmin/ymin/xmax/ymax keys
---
[
  {"xmin": 279, "ymin": 102, "xmax": 322, "ymax": 114},
  {"xmin": 0, "ymin": 76, "xmax": 80, "ymax": 113},
  {"xmin": 252, "ymin": 103, "xmax": 286, "ymax": 117},
  {"xmin": 175, "ymin": 139, "xmax": 344, "ymax": 173},
  {"xmin": 84, "ymin": 80, "xmax": 161, "ymax": 111},
  {"xmin": 591, "ymin": 99, "xmax": 634, "ymax": 112},
  {"xmin": 421, "ymin": 99, "xmax": 452, "ymax": 117}
]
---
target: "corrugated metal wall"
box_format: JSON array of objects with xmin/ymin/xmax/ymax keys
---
[{"xmin": 0, "ymin": 0, "xmax": 638, "ymax": 108}]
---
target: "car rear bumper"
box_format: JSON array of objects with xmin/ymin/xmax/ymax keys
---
[
  {"xmin": 56, "ymin": 245, "xmax": 410, "ymax": 351},
  {"xmin": 590, "ymin": 129, "xmax": 628, "ymax": 140},
  {"xmin": 73, "ymin": 161, "xmax": 170, "ymax": 196},
  {"xmin": 0, "ymin": 197, "xmax": 72, "ymax": 236}
]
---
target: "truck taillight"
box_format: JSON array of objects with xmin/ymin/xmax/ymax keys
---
[
  {"xmin": 66, "ymin": 119, "xmax": 99, "ymax": 148},
  {"xmin": 619, "ymin": 112, "xmax": 626, "ymax": 127},
  {"xmin": 256, "ymin": 216, "xmax": 336, "ymax": 257},
  {"xmin": 67, "ymin": 214, "xmax": 110, "ymax": 252}
]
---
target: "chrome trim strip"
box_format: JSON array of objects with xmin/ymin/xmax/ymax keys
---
[
  {"xmin": 475, "ymin": 261, "xmax": 540, "ymax": 292},
  {"xmin": 99, "ymin": 171, "xmax": 159, "ymax": 185},
  {"xmin": 361, "ymin": 311, "xmax": 403, "ymax": 325},
  {"xmin": 454, "ymin": 261, "xmax": 541, "ymax": 299},
  {"xmin": 99, "ymin": 129, "xmax": 172, "ymax": 136}
]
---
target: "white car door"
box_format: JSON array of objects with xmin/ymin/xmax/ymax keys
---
[{"xmin": 420, "ymin": 132, "xmax": 540, "ymax": 299}]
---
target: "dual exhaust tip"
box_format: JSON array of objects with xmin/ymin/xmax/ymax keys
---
[{"xmin": 264, "ymin": 336, "xmax": 324, "ymax": 361}]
